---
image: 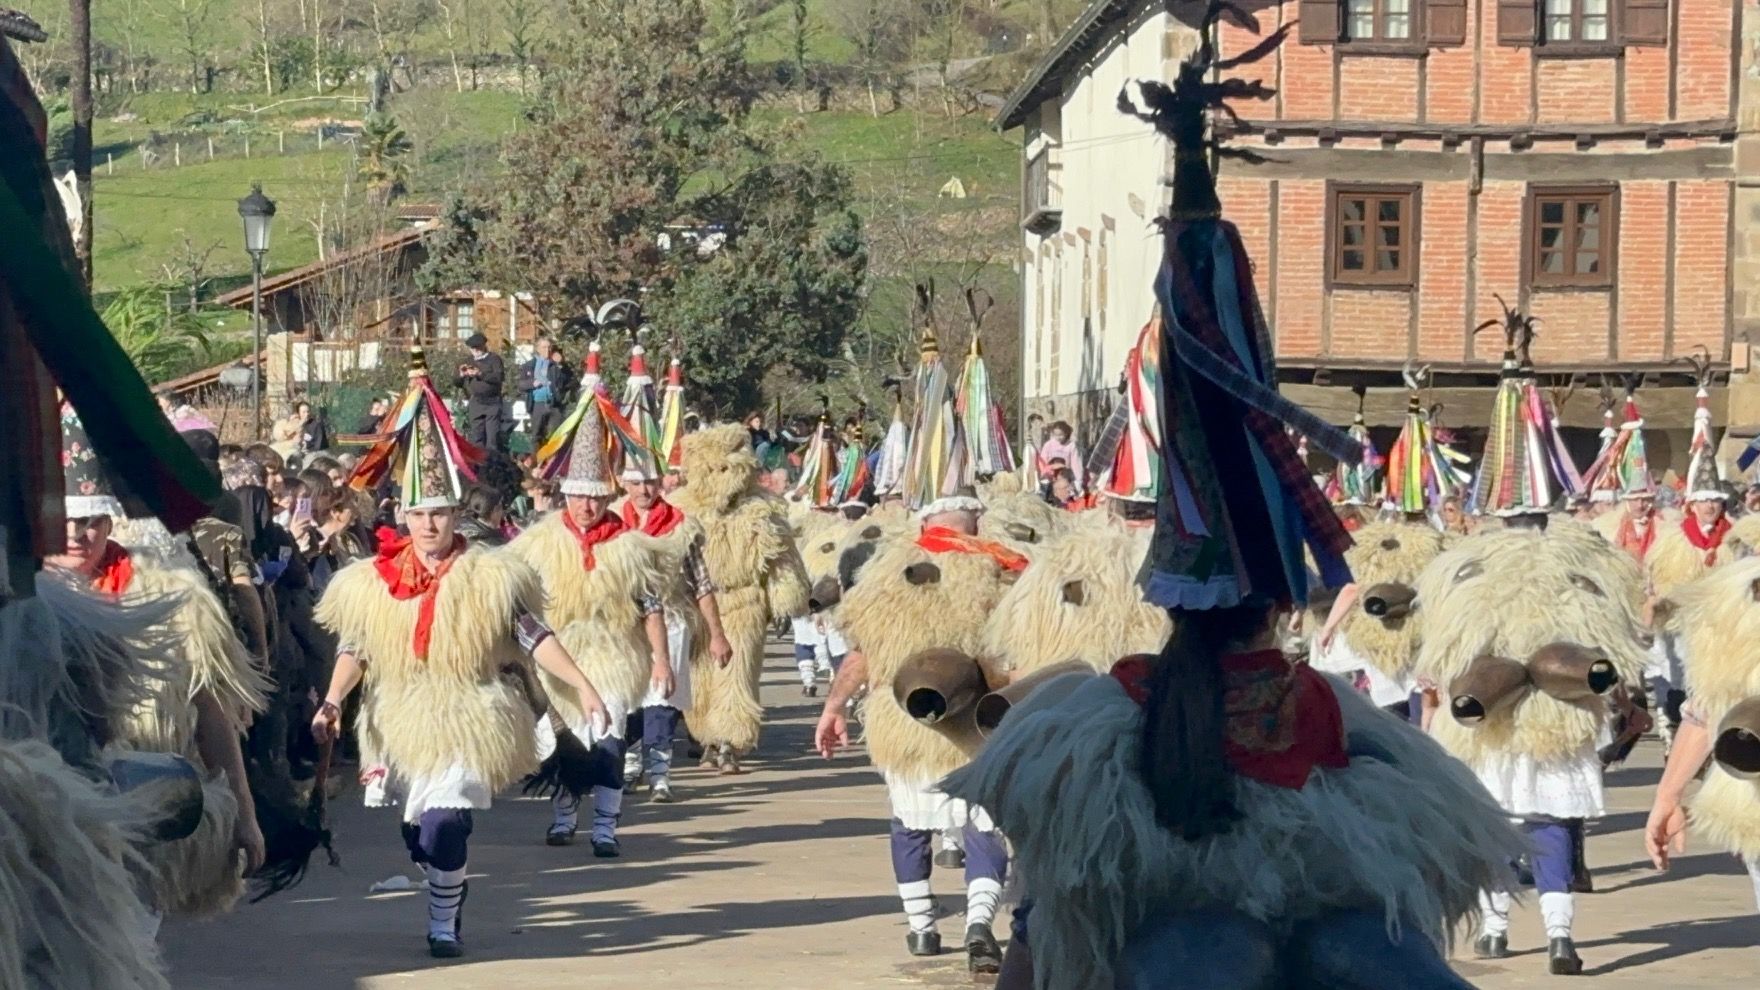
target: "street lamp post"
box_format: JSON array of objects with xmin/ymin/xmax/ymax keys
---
[{"xmin": 236, "ymin": 183, "xmax": 277, "ymax": 440}]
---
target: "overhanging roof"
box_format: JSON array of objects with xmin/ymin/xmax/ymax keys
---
[{"xmin": 995, "ymin": 0, "xmax": 1159, "ymax": 132}]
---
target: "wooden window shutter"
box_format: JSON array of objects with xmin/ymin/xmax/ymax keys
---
[
  {"xmin": 1297, "ymin": 0, "xmax": 1342, "ymax": 44},
  {"xmin": 1622, "ymin": 0, "xmax": 1669, "ymax": 46},
  {"xmin": 1427, "ymin": 0, "xmax": 1468, "ymax": 46},
  {"xmin": 1496, "ymin": 0, "xmax": 1540, "ymax": 46}
]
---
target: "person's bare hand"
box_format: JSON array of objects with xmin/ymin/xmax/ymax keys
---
[
  {"xmin": 234, "ymin": 813, "xmax": 266, "ymax": 875},
  {"xmin": 710, "ymin": 633, "xmax": 734, "ymax": 668},
  {"xmin": 575, "ymin": 683, "xmax": 608, "ymax": 736},
  {"xmin": 815, "ymin": 709, "xmax": 849, "ymax": 759},
  {"xmin": 1645, "ymin": 801, "xmax": 1688, "ymax": 870},
  {"xmin": 650, "ymin": 662, "xmax": 675, "ymax": 701},
  {"xmin": 310, "ymin": 702, "xmax": 340, "ymax": 745}
]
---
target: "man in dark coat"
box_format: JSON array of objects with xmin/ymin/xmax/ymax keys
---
[
  {"xmin": 453, "ymin": 332, "xmax": 505, "ymax": 451},
  {"xmin": 517, "ymin": 336, "xmax": 577, "ymax": 444}
]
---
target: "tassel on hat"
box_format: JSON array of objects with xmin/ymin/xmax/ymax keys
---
[
  {"xmin": 1467, "ymin": 299, "xmax": 1583, "ymax": 517},
  {"xmin": 954, "ymin": 290, "xmax": 1015, "ymax": 479},
  {"xmin": 1381, "ymin": 371, "xmax": 1472, "ymax": 517},
  {"xmin": 1684, "ymin": 350, "xmax": 1727, "ymax": 502},
  {"xmin": 1583, "ymin": 379, "xmax": 1654, "ymax": 502},
  {"xmin": 348, "ymin": 346, "xmax": 483, "ymax": 509},
  {"xmin": 900, "ymin": 283, "xmax": 970, "ymax": 509},
  {"xmin": 657, "ymin": 350, "xmax": 687, "ymax": 470},
  {"xmin": 1327, "ymin": 390, "xmax": 1381, "ymax": 507},
  {"xmin": 1098, "ymin": 318, "xmax": 1165, "ymax": 504}
]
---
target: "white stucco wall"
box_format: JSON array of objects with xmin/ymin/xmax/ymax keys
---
[{"xmin": 1018, "ymin": 9, "xmax": 1193, "ymax": 427}]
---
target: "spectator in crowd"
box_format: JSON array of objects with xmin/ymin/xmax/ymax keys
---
[
  {"xmin": 1039, "ymin": 420, "xmax": 1083, "ymax": 489},
  {"xmin": 294, "ymin": 400, "xmax": 331, "ymax": 453},
  {"xmin": 354, "ymin": 396, "xmax": 390, "ymax": 436},
  {"xmin": 454, "ymin": 332, "xmax": 506, "ymax": 451},
  {"xmin": 456, "ymin": 484, "xmax": 513, "ymax": 547},
  {"xmin": 518, "ymin": 336, "xmax": 577, "ymax": 443},
  {"xmin": 746, "ymin": 411, "xmax": 772, "ymax": 451},
  {"xmin": 1742, "ymin": 482, "xmax": 1760, "ymax": 516},
  {"xmin": 1046, "ymin": 467, "xmax": 1079, "ymax": 510}
]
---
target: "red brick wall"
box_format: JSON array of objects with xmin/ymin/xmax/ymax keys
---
[{"xmin": 1207, "ymin": 2, "xmax": 1737, "ymax": 370}]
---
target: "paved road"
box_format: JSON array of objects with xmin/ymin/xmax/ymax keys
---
[{"xmin": 163, "ymin": 643, "xmax": 1759, "ymax": 988}]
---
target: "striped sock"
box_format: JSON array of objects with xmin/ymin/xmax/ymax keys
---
[
  {"xmin": 552, "ymin": 792, "xmax": 579, "ymax": 829},
  {"xmin": 426, "ymin": 866, "xmax": 467, "ymax": 939},
  {"xmin": 1478, "ymin": 889, "xmax": 1512, "ymax": 937},
  {"xmin": 591, "ymin": 785, "xmax": 623, "ymax": 844},
  {"xmin": 965, "ymin": 877, "xmax": 1002, "ymax": 929},
  {"xmin": 898, "ymin": 880, "xmax": 937, "ymax": 934}
]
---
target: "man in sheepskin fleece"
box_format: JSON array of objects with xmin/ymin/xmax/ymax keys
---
[
  {"xmin": 314, "ymin": 368, "xmax": 607, "ymax": 959},
  {"xmin": 815, "ymin": 489, "xmax": 1025, "ymax": 975}
]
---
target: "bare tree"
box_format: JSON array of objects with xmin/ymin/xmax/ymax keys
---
[
  {"xmin": 158, "ymin": 235, "xmax": 224, "ymax": 314},
  {"xmin": 437, "ymin": 0, "xmax": 470, "ymax": 92},
  {"xmin": 158, "ymin": 0, "xmax": 215, "ymax": 94},
  {"xmin": 255, "ymin": 0, "xmax": 275, "ymax": 94},
  {"xmin": 831, "ymin": 0, "xmax": 905, "ymax": 118},
  {"xmin": 790, "ymin": 0, "xmax": 810, "ymax": 113}
]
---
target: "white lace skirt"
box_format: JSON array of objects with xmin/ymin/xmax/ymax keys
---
[
  {"xmin": 885, "ymin": 773, "xmax": 995, "ymax": 832},
  {"xmin": 1472, "ymin": 744, "xmax": 1606, "ymax": 820}
]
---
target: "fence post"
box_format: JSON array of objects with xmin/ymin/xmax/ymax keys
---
[
  {"xmin": 207, "ymin": 136, "xmax": 214, "ymax": 160},
  {"xmin": 317, "ymin": 129, "xmax": 324, "ymax": 150},
  {"xmin": 244, "ymin": 133, "xmax": 251, "ymax": 158},
  {"xmin": 174, "ymin": 142, "xmax": 181, "ymax": 167},
  {"xmin": 278, "ymin": 130, "xmax": 285, "ymax": 154},
  {"xmin": 106, "ymin": 152, "xmax": 112, "ymax": 175}
]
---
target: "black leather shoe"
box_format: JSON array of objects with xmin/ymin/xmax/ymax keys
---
[
  {"xmin": 427, "ymin": 934, "xmax": 464, "ymax": 958},
  {"xmin": 1473, "ymin": 934, "xmax": 1509, "ymax": 959},
  {"xmin": 1548, "ymin": 938, "xmax": 1583, "ymax": 975},
  {"xmin": 592, "ymin": 838, "xmax": 620, "ymax": 858},
  {"xmin": 906, "ymin": 930, "xmax": 941, "ymax": 957},
  {"xmin": 965, "ymin": 924, "xmax": 1002, "ymax": 975},
  {"xmin": 934, "ymin": 847, "xmax": 965, "ymax": 870}
]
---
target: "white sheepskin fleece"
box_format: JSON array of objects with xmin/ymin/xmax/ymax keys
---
[
  {"xmin": 1335, "ymin": 520, "xmax": 1445, "ymax": 680},
  {"xmin": 981, "ymin": 516, "xmax": 1168, "ymax": 676},
  {"xmin": 942, "ymin": 672, "xmax": 1518, "ymax": 990},
  {"xmin": 1412, "ymin": 526, "xmax": 1648, "ymax": 764}
]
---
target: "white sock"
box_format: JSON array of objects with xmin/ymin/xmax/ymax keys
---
[
  {"xmin": 1539, "ymin": 891, "xmax": 1575, "ymax": 940},
  {"xmin": 797, "ymin": 659, "xmax": 816, "ymax": 687},
  {"xmin": 591, "ymin": 786, "xmax": 623, "ymax": 844},
  {"xmin": 552, "ymin": 791, "xmax": 579, "ymax": 829},
  {"xmin": 1746, "ymin": 857, "xmax": 1760, "ymax": 914},
  {"xmin": 1478, "ymin": 889, "xmax": 1511, "ymax": 937},
  {"xmin": 898, "ymin": 879, "xmax": 937, "ymax": 934},
  {"xmin": 426, "ymin": 866, "xmax": 467, "ymax": 938},
  {"xmin": 965, "ymin": 877, "xmax": 1002, "ymax": 929},
  {"xmin": 941, "ymin": 832, "xmax": 962, "ymax": 853}
]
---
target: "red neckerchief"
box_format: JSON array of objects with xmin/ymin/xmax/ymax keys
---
[
  {"xmin": 621, "ymin": 497, "xmax": 683, "ymax": 537},
  {"xmin": 562, "ymin": 508, "xmax": 627, "ymax": 571},
  {"xmin": 1682, "ymin": 512, "xmax": 1732, "ymax": 565},
  {"xmin": 89, "ymin": 540, "xmax": 134, "ymax": 596},
  {"xmin": 1111, "ymin": 649, "xmax": 1349, "ymax": 791},
  {"xmin": 1615, "ymin": 509, "xmax": 1657, "ymax": 562},
  {"xmin": 373, "ymin": 535, "xmax": 466, "ymax": 660},
  {"xmin": 915, "ymin": 525, "xmax": 1029, "ymax": 573}
]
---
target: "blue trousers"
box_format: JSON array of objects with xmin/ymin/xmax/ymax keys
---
[
  {"xmin": 888, "ymin": 818, "xmax": 1008, "ymax": 885},
  {"xmin": 1524, "ymin": 819, "xmax": 1573, "ymax": 894},
  {"xmin": 401, "ymin": 808, "xmax": 473, "ymax": 872}
]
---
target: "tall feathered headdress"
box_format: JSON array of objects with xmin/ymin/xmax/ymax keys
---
[
  {"xmin": 1682, "ymin": 348, "xmax": 1727, "ymax": 502},
  {"xmin": 348, "ymin": 346, "xmax": 484, "ymax": 509},
  {"xmin": 1467, "ymin": 297, "xmax": 1583, "ymax": 516},
  {"xmin": 872, "ymin": 378, "xmax": 910, "ymax": 498},
  {"xmin": 1382, "ymin": 365, "xmax": 1472, "ymax": 516},
  {"xmin": 1117, "ymin": 6, "xmax": 1358, "ymax": 608},
  {"xmin": 899, "ymin": 282, "xmax": 969, "ymax": 508},
  {"xmin": 657, "ymin": 340, "xmax": 687, "ymax": 471},
  {"xmin": 1327, "ymin": 389, "xmax": 1381, "ymax": 506},
  {"xmin": 1093, "ymin": 318, "xmax": 1165, "ymax": 503},
  {"xmin": 1582, "ymin": 375, "xmax": 1653, "ymax": 502},
  {"xmin": 954, "ymin": 289, "xmax": 1015, "ymax": 479}
]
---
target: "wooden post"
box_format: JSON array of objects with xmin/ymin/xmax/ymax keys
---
[
  {"xmin": 208, "ymin": 136, "xmax": 215, "ymax": 160},
  {"xmin": 278, "ymin": 130, "xmax": 285, "ymax": 154},
  {"xmin": 106, "ymin": 153, "xmax": 113, "ymax": 175},
  {"xmin": 69, "ymin": 0, "xmax": 94, "ymax": 293},
  {"xmin": 244, "ymin": 133, "xmax": 251, "ymax": 158},
  {"xmin": 317, "ymin": 128, "xmax": 324, "ymax": 150},
  {"xmin": 174, "ymin": 143, "xmax": 181, "ymax": 167}
]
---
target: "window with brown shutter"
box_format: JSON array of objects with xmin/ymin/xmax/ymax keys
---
[
  {"xmin": 1527, "ymin": 185, "xmax": 1618, "ymax": 290},
  {"xmin": 1498, "ymin": 0, "xmax": 1541, "ymax": 45},
  {"xmin": 1426, "ymin": 0, "xmax": 1468, "ymax": 46},
  {"xmin": 1298, "ymin": 0, "xmax": 1344, "ymax": 44},
  {"xmin": 1329, "ymin": 184, "xmax": 1420, "ymax": 288},
  {"xmin": 1622, "ymin": 0, "xmax": 1669, "ymax": 46}
]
